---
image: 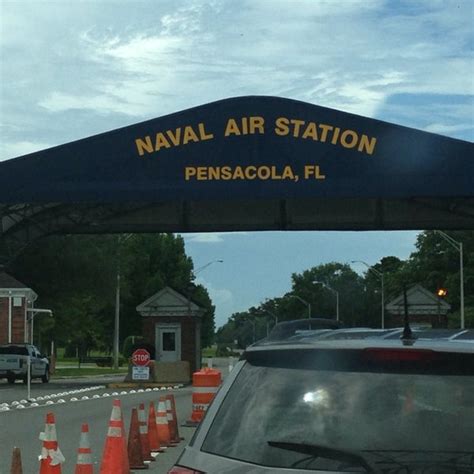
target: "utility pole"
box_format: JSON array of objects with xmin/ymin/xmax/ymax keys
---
[
  {"xmin": 435, "ymin": 231, "xmax": 464, "ymax": 329},
  {"xmin": 113, "ymin": 234, "xmax": 133, "ymax": 370}
]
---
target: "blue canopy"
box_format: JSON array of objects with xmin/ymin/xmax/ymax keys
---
[
  {"xmin": 0, "ymin": 96, "xmax": 473, "ymax": 259},
  {"xmin": 1, "ymin": 96, "xmax": 472, "ymax": 203}
]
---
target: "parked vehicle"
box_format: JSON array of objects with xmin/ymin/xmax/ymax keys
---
[
  {"xmin": 0, "ymin": 344, "xmax": 49, "ymax": 384},
  {"xmin": 171, "ymin": 326, "xmax": 474, "ymax": 473}
]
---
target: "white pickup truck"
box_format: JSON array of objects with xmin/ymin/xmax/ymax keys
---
[{"xmin": 0, "ymin": 344, "xmax": 50, "ymax": 384}]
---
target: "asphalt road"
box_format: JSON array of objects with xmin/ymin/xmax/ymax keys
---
[
  {"xmin": 0, "ymin": 380, "xmax": 197, "ymax": 474},
  {"xmin": 0, "ymin": 357, "xmax": 233, "ymax": 473}
]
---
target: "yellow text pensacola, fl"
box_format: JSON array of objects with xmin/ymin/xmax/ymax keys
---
[{"xmin": 183, "ymin": 165, "xmax": 325, "ymax": 182}]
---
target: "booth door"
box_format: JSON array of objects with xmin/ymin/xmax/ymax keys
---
[{"xmin": 156, "ymin": 324, "xmax": 181, "ymax": 362}]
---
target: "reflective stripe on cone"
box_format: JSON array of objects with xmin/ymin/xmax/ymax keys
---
[{"xmin": 75, "ymin": 424, "xmax": 93, "ymax": 474}]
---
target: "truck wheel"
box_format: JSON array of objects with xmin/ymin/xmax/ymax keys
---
[
  {"xmin": 41, "ymin": 366, "xmax": 50, "ymax": 383},
  {"xmin": 7, "ymin": 376, "xmax": 15, "ymax": 384}
]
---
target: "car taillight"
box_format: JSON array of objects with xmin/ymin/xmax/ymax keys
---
[
  {"xmin": 168, "ymin": 467, "xmax": 205, "ymax": 474},
  {"xmin": 363, "ymin": 348, "xmax": 439, "ymax": 362}
]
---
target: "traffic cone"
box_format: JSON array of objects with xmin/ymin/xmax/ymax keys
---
[
  {"xmin": 127, "ymin": 408, "xmax": 148, "ymax": 470},
  {"xmin": 166, "ymin": 395, "xmax": 182, "ymax": 443},
  {"xmin": 10, "ymin": 447, "xmax": 23, "ymax": 474},
  {"xmin": 74, "ymin": 424, "xmax": 93, "ymax": 474},
  {"xmin": 120, "ymin": 406, "xmax": 130, "ymax": 474},
  {"xmin": 147, "ymin": 401, "xmax": 164, "ymax": 453},
  {"xmin": 156, "ymin": 398, "xmax": 172, "ymax": 447},
  {"xmin": 138, "ymin": 403, "xmax": 155, "ymax": 462},
  {"xmin": 39, "ymin": 412, "xmax": 65, "ymax": 474},
  {"xmin": 168, "ymin": 394, "xmax": 184, "ymax": 441},
  {"xmin": 100, "ymin": 399, "xmax": 129, "ymax": 474}
]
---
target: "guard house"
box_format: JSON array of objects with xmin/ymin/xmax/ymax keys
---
[
  {"xmin": 0, "ymin": 269, "xmax": 38, "ymax": 344},
  {"xmin": 136, "ymin": 287, "xmax": 204, "ymax": 377},
  {"xmin": 385, "ymin": 284, "xmax": 451, "ymax": 328}
]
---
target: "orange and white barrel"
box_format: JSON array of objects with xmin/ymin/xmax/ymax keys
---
[{"xmin": 190, "ymin": 368, "xmax": 222, "ymax": 423}]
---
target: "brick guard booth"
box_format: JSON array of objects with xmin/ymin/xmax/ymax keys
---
[
  {"xmin": 385, "ymin": 284, "xmax": 451, "ymax": 328},
  {"xmin": 0, "ymin": 268, "xmax": 38, "ymax": 344},
  {"xmin": 129, "ymin": 287, "xmax": 205, "ymax": 384}
]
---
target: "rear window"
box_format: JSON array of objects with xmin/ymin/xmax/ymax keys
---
[
  {"xmin": 202, "ymin": 349, "xmax": 474, "ymax": 472},
  {"xmin": 0, "ymin": 346, "xmax": 28, "ymax": 355}
]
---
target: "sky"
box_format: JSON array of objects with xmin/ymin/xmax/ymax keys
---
[{"xmin": 1, "ymin": 0, "xmax": 472, "ymax": 327}]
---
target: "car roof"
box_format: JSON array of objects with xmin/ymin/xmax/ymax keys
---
[{"xmin": 248, "ymin": 327, "xmax": 474, "ymax": 353}]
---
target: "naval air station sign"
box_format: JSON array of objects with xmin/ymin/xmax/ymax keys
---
[{"xmin": 0, "ymin": 96, "xmax": 473, "ymax": 250}]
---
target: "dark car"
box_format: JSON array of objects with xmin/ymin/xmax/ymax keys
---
[{"xmin": 170, "ymin": 326, "xmax": 474, "ymax": 473}]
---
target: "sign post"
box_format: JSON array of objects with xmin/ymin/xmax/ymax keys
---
[{"xmin": 131, "ymin": 348, "xmax": 151, "ymax": 381}]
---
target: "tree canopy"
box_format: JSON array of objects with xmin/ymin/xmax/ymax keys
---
[
  {"xmin": 8, "ymin": 233, "xmax": 215, "ymax": 354},
  {"xmin": 217, "ymin": 230, "xmax": 474, "ymax": 348}
]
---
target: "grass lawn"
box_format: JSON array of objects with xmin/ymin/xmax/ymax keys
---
[{"xmin": 202, "ymin": 346, "xmax": 217, "ymax": 357}]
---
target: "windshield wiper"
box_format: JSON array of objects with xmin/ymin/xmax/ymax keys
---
[{"xmin": 267, "ymin": 440, "xmax": 375, "ymax": 473}]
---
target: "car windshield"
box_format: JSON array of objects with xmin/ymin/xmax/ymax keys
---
[{"xmin": 202, "ymin": 349, "xmax": 474, "ymax": 472}]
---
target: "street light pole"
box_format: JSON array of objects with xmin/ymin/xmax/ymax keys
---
[
  {"xmin": 435, "ymin": 231, "xmax": 465, "ymax": 329},
  {"xmin": 113, "ymin": 234, "xmax": 133, "ymax": 370},
  {"xmin": 26, "ymin": 309, "xmax": 53, "ymax": 344},
  {"xmin": 313, "ymin": 281, "xmax": 339, "ymax": 321},
  {"xmin": 194, "ymin": 259, "xmax": 224, "ymax": 277},
  {"xmin": 351, "ymin": 261, "xmax": 384, "ymax": 329},
  {"xmin": 290, "ymin": 294, "xmax": 311, "ymax": 319},
  {"xmin": 266, "ymin": 310, "xmax": 278, "ymax": 325}
]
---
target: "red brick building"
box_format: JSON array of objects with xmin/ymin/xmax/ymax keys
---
[
  {"xmin": 136, "ymin": 287, "xmax": 204, "ymax": 374},
  {"xmin": 0, "ymin": 270, "xmax": 38, "ymax": 344},
  {"xmin": 385, "ymin": 284, "xmax": 451, "ymax": 328}
]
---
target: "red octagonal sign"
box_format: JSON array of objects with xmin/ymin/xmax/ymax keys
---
[{"xmin": 132, "ymin": 348, "xmax": 151, "ymax": 367}]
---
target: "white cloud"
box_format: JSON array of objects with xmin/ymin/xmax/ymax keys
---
[
  {"xmin": 196, "ymin": 276, "xmax": 234, "ymax": 327},
  {"xmin": 424, "ymin": 122, "xmax": 473, "ymax": 136},
  {"xmin": 184, "ymin": 232, "xmax": 248, "ymax": 243},
  {"xmin": 27, "ymin": 0, "xmax": 469, "ymax": 127}
]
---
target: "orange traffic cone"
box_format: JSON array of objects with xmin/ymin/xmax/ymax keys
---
[
  {"xmin": 165, "ymin": 395, "xmax": 181, "ymax": 443},
  {"xmin": 39, "ymin": 412, "xmax": 65, "ymax": 474},
  {"xmin": 128, "ymin": 408, "xmax": 148, "ymax": 470},
  {"xmin": 138, "ymin": 403, "xmax": 155, "ymax": 462},
  {"xmin": 156, "ymin": 398, "xmax": 172, "ymax": 447},
  {"xmin": 10, "ymin": 447, "xmax": 23, "ymax": 474},
  {"xmin": 100, "ymin": 399, "xmax": 129, "ymax": 474},
  {"xmin": 147, "ymin": 401, "xmax": 163, "ymax": 453},
  {"xmin": 167, "ymin": 393, "xmax": 184, "ymax": 443},
  {"xmin": 74, "ymin": 424, "xmax": 93, "ymax": 474},
  {"xmin": 120, "ymin": 406, "xmax": 130, "ymax": 474}
]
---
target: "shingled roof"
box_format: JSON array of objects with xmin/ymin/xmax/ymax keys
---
[{"xmin": 0, "ymin": 270, "xmax": 29, "ymax": 289}]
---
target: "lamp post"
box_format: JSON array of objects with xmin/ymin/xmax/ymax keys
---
[
  {"xmin": 290, "ymin": 294, "xmax": 311, "ymax": 319},
  {"xmin": 266, "ymin": 309, "xmax": 278, "ymax": 325},
  {"xmin": 313, "ymin": 281, "xmax": 339, "ymax": 321},
  {"xmin": 113, "ymin": 234, "xmax": 133, "ymax": 370},
  {"xmin": 351, "ymin": 260, "xmax": 384, "ymax": 329},
  {"xmin": 434, "ymin": 231, "xmax": 464, "ymax": 329},
  {"xmin": 26, "ymin": 308, "xmax": 53, "ymax": 345},
  {"xmin": 194, "ymin": 259, "xmax": 224, "ymax": 277}
]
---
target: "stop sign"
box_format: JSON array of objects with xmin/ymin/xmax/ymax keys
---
[{"xmin": 132, "ymin": 348, "xmax": 151, "ymax": 366}]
